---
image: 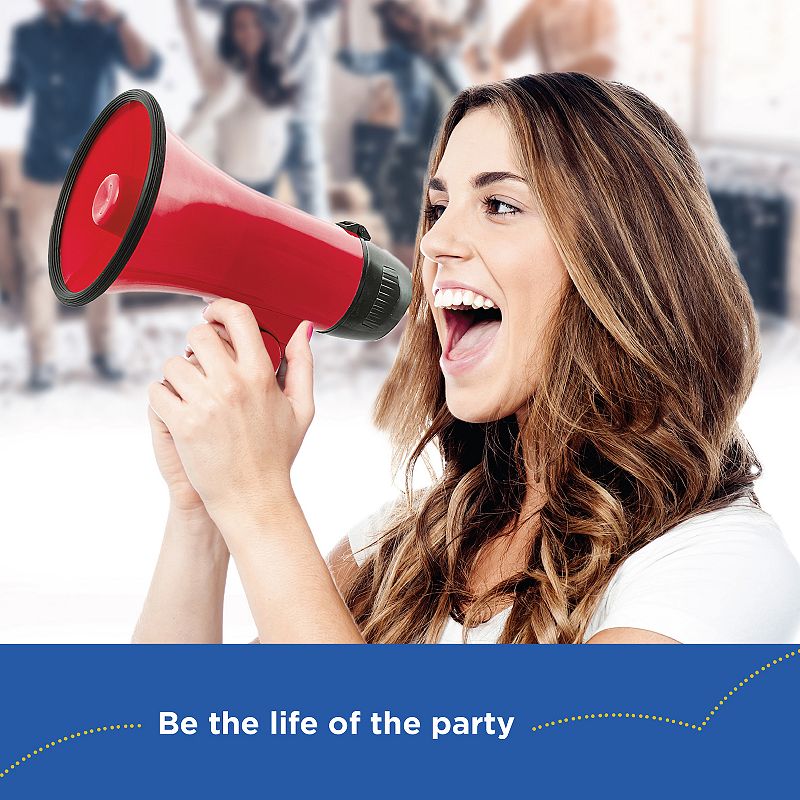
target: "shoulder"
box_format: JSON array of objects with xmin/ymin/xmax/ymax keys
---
[
  {"xmin": 585, "ymin": 498, "xmax": 800, "ymax": 643},
  {"xmin": 615, "ymin": 499, "xmax": 797, "ymax": 584},
  {"xmin": 13, "ymin": 20, "xmax": 39, "ymax": 44}
]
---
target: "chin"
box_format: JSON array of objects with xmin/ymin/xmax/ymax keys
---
[{"xmin": 445, "ymin": 388, "xmax": 507, "ymax": 424}]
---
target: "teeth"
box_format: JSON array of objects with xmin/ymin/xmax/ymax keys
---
[{"xmin": 434, "ymin": 287, "xmax": 499, "ymax": 311}]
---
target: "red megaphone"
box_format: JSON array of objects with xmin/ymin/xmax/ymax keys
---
[{"xmin": 48, "ymin": 89, "xmax": 412, "ymax": 370}]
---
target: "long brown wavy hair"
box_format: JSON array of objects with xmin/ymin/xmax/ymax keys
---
[{"xmin": 343, "ymin": 73, "xmax": 762, "ymax": 644}]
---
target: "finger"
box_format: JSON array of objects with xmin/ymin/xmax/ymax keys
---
[
  {"xmin": 148, "ymin": 379, "xmax": 182, "ymax": 428},
  {"xmin": 184, "ymin": 351, "xmax": 205, "ymax": 375},
  {"xmin": 147, "ymin": 402, "xmax": 168, "ymax": 431},
  {"xmin": 207, "ymin": 321, "xmax": 235, "ymax": 355},
  {"xmin": 162, "ymin": 355, "xmax": 207, "ymax": 403},
  {"xmin": 202, "ymin": 299, "xmax": 269, "ymax": 369},
  {"xmin": 186, "ymin": 321, "xmax": 234, "ymax": 362},
  {"xmin": 281, "ymin": 320, "xmax": 315, "ymax": 428},
  {"xmin": 186, "ymin": 323, "xmax": 233, "ymax": 379},
  {"xmin": 161, "ymin": 376, "xmax": 181, "ymax": 397}
]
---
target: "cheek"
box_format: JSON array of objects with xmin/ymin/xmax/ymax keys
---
[
  {"xmin": 420, "ymin": 258, "xmax": 437, "ymax": 306},
  {"xmin": 500, "ymin": 256, "xmax": 566, "ymax": 369}
]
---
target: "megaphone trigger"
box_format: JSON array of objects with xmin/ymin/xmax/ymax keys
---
[
  {"xmin": 259, "ymin": 329, "xmax": 284, "ymax": 374},
  {"xmin": 275, "ymin": 353, "xmax": 289, "ymax": 392}
]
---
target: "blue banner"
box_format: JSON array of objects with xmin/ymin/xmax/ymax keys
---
[{"xmin": 0, "ymin": 645, "xmax": 797, "ymax": 797}]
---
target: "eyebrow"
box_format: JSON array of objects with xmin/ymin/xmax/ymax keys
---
[{"xmin": 427, "ymin": 171, "xmax": 528, "ymax": 193}]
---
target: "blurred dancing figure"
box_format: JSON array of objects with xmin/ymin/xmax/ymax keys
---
[
  {"xmin": 498, "ymin": 0, "xmax": 619, "ymax": 79},
  {"xmin": 0, "ymin": 0, "xmax": 161, "ymax": 392},
  {"xmin": 336, "ymin": 0, "xmax": 463, "ymax": 271},
  {"xmin": 418, "ymin": 0, "xmax": 489, "ymax": 93},
  {"xmin": 177, "ymin": 0, "xmax": 299, "ymax": 196},
  {"xmin": 267, "ymin": 0, "xmax": 341, "ymax": 219},
  {"xmin": 180, "ymin": 0, "xmax": 339, "ymax": 218}
]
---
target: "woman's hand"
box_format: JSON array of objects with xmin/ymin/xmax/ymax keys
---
[
  {"xmin": 148, "ymin": 321, "xmax": 230, "ymax": 515},
  {"xmin": 147, "ymin": 299, "xmax": 315, "ymax": 524},
  {"xmin": 148, "ymin": 404, "xmax": 206, "ymax": 514}
]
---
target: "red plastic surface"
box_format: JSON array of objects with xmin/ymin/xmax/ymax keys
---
[
  {"xmin": 60, "ymin": 100, "xmax": 152, "ymax": 292},
  {"xmin": 55, "ymin": 97, "xmax": 367, "ymax": 369}
]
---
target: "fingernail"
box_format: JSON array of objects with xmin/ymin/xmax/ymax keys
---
[{"xmin": 306, "ymin": 322, "xmax": 314, "ymax": 341}]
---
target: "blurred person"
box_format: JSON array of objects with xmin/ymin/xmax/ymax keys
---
[
  {"xmin": 266, "ymin": 0, "xmax": 341, "ymax": 219},
  {"xmin": 420, "ymin": 0, "xmax": 489, "ymax": 94},
  {"xmin": 176, "ymin": 0, "xmax": 300, "ymax": 197},
  {"xmin": 335, "ymin": 0, "xmax": 456, "ymax": 270},
  {"xmin": 498, "ymin": 0, "xmax": 619, "ymax": 80},
  {"xmin": 0, "ymin": 0, "xmax": 161, "ymax": 392},
  {"xmin": 133, "ymin": 74, "xmax": 800, "ymax": 644}
]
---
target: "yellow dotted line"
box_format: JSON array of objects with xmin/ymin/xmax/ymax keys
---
[
  {"xmin": 0, "ymin": 723, "xmax": 142, "ymax": 780},
  {"xmin": 531, "ymin": 649, "xmax": 798, "ymax": 734}
]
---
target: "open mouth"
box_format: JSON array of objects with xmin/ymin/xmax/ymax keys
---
[{"xmin": 434, "ymin": 288, "xmax": 503, "ymax": 362}]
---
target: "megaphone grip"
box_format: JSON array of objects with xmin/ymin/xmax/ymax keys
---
[{"xmin": 318, "ymin": 238, "xmax": 412, "ymax": 341}]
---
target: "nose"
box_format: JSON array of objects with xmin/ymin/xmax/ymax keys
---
[{"xmin": 419, "ymin": 204, "xmax": 473, "ymax": 266}]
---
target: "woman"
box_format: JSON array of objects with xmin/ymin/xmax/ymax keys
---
[
  {"xmin": 134, "ymin": 73, "xmax": 800, "ymax": 645},
  {"xmin": 176, "ymin": 0, "xmax": 301, "ymax": 195}
]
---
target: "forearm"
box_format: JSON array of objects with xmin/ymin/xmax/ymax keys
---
[
  {"xmin": 214, "ymin": 490, "xmax": 365, "ymax": 644},
  {"xmin": 117, "ymin": 18, "xmax": 155, "ymax": 73},
  {"xmin": 497, "ymin": 1, "xmax": 535, "ymax": 61},
  {"xmin": 133, "ymin": 506, "xmax": 229, "ymax": 643},
  {"xmin": 174, "ymin": 0, "xmax": 224, "ymax": 90}
]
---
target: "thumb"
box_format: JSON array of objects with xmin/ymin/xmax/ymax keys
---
[{"xmin": 281, "ymin": 320, "xmax": 315, "ymax": 427}]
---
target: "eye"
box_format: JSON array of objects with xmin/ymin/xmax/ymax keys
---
[
  {"xmin": 423, "ymin": 201, "xmax": 445, "ymax": 224},
  {"xmin": 483, "ymin": 196, "xmax": 521, "ymax": 217}
]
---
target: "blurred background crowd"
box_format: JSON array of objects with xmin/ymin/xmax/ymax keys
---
[{"xmin": 0, "ymin": 0, "xmax": 798, "ymax": 641}]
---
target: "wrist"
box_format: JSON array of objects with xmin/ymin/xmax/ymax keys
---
[
  {"xmin": 206, "ymin": 483, "xmax": 301, "ymax": 547},
  {"xmin": 167, "ymin": 502, "xmax": 224, "ymax": 542},
  {"xmin": 162, "ymin": 506, "xmax": 230, "ymax": 588}
]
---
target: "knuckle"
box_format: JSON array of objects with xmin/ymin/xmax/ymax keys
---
[
  {"xmin": 182, "ymin": 414, "xmax": 200, "ymax": 434},
  {"xmin": 251, "ymin": 361, "xmax": 272, "ymax": 384},
  {"xmin": 200, "ymin": 392, "xmax": 220, "ymax": 415},
  {"xmin": 216, "ymin": 298, "xmax": 236, "ymax": 314},
  {"xmin": 218, "ymin": 377, "xmax": 242, "ymax": 402},
  {"xmin": 187, "ymin": 324, "xmax": 209, "ymax": 344},
  {"xmin": 231, "ymin": 306, "xmax": 251, "ymax": 324},
  {"xmin": 162, "ymin": 356, "xmax": 180, "ymax": 375}
]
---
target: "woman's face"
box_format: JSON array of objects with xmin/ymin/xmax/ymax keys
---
[
  {"xmin": 231, "ymin": 7, "xmax": 266, "ymax": 60},
  {"xmin": 419, "ymin": 107, "xmax": 569, "ymax": 424}
]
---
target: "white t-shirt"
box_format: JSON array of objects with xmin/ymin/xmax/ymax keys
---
[
  {"xmin": 347, "ymin": 496, "xmax": 800, "ymax": 644},
  {"xmin": 180, "ymin": 73, "xmax": 291, "ymax": 185}
]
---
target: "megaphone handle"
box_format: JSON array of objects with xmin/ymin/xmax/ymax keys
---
[{"xmin": 259, "ymin": 328, "xmax": 284, "ymax": 374}]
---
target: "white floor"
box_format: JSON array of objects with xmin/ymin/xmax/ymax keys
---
[{"xmin": 1, "ymin": 301, "xmax": 798, "ymax": 643}]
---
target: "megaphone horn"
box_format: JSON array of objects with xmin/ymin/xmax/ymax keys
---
[{"xmin": 48, "ymin": 89, "xmax": 412, "ymax": 370}]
